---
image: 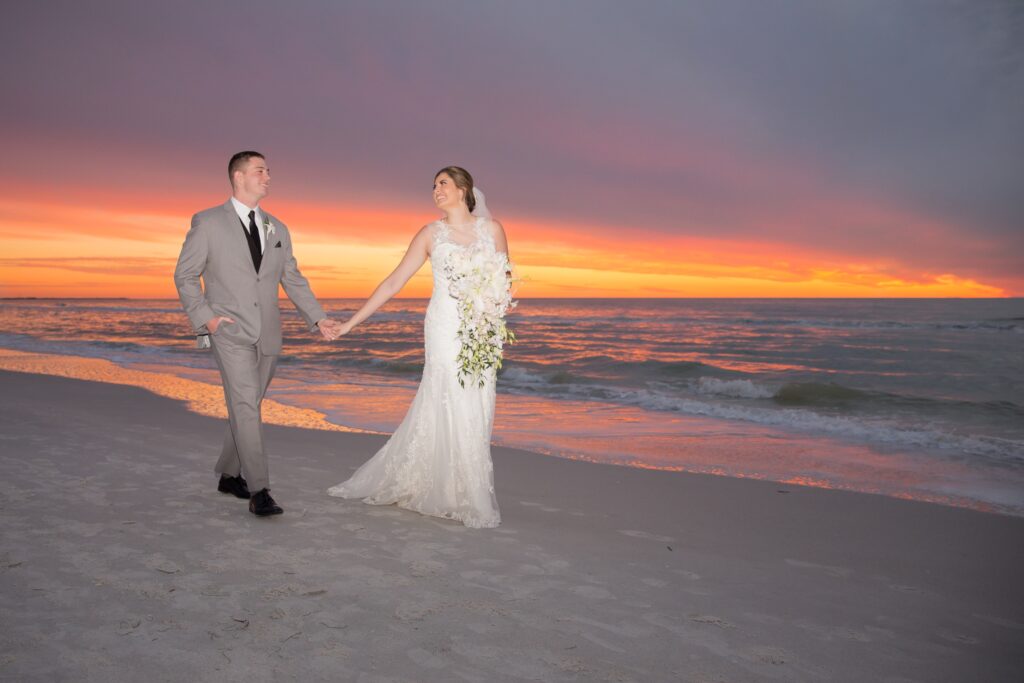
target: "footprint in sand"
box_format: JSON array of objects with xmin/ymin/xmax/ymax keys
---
[
  {"xmin": 567, "ymin": 615, "xmax": 650, "ymax": 638},
  {"xmin": 470, "ymin": 558, "xmax": 504, "ymax": 568},
  {"xmin": 619, "ymin": 530, "xmax": 675, "ymax": 543},
  {"xmin": 797, "ymin": 620, "xmax": 872, "ymax": 643},
  {"xmin": 395, "ymin": 601, "xmax": 438, "ymax": 622},
  {"xmin": 543, "ymin": 559, "xmax": 570, "ymax": 572},
  {"xmin": 144, "ymin": 556, "xmax": 182, "ymax": 575},
  {"xmin": 972, "ymin": 614, "xmax": 1024, "ymax": 630},
  {"xmin": 366, "ymin": 509, "xmax": 404, "ymax": 518},
  {"xmin": 409, "ymin": 560, "xmax": 446, "ymax": 577},
  {"xmin": 428, "ymin": 520, "xmax": 470, "ymax": 533},
  {"xmin": 785, "ymin": 558, "xmax": 852, "ymax": 579},
  {"xmin": 406, "ymin": 647, "xmax": 446, "ymax": 668},
  {"xmin": 572, "ymin": 585, "xmax": 614, "ymax": 599},
  {"xmin": 672, "ymin": 569, "xmax": 701, "ymax": 580},
  {"xmin": 491, "ymin": 536, "xmax": 518, "ymax": 544},
  {"xmin": 353, "ymin": 530, "xmax": 388, "ymax": 542},
  {"xmin": 864, "ymin": 625, "xmax": 897, "ymax": 640},
  {"xmin": 834, "ymin": 628, "xmax": 871, "ymax": 642},
  {"xmin": 519, "ymin": 501, "xmax": 561, "ymax": 513},
  {"xmin": 688, "ymin": 614, "xmax": 735, "ymax": 629},
  {"xmin": 579, "ymin": 632, "xmax": 627, "ymax": 653},
  {"xmin": 749, "ymin": 645, "xmax": 788, "ymax": 665}
]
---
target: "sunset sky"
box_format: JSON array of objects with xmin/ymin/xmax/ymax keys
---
[{"xmin": 1, "ymin": 1, "xmax": 1021, "ymax": 298}]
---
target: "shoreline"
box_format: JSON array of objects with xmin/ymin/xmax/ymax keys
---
[
  {"xmin": 1, "ymin": 346, "xmax": 1020, "ymax": 519},
  {"xmin": 0, "ymin": 348, "xmax": 1019, "ymax": 518},
  {"xmin": 2, "ymin": 370, "xmax": 1024, "ymax": 680},
  {"xmin": 0, "ymin": 347, "xmax": 369, "ymax": 434}
]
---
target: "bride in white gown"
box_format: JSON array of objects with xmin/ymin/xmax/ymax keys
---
[{"xmin": 326, "ymin": 166, "xmax": 510, "ymax": 528}]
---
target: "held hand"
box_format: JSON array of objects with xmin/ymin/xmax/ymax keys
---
[
  {"xmin": 317, "ymin": 318, "xmax": 342, "ymax": 340},
  {"xmin": 207, "ymin": 316, "xmax": 235, "ymax": 334},
  {"xmin": 334, "ymin": 320, "xmax": 354, "ymax": 339}
]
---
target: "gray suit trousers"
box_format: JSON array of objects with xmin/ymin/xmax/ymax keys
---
[{"xmin": 210, "ymin": 334, "xmax": 278, "ymax": 492}]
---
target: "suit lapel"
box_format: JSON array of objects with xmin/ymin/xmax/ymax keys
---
[
  {"xmin": 260, "ymin": 211, "xmax": 281, "ymax": 271},
  {"xmin": 221, "ymin": 200, "xmax": 258, "ymax": 271}
]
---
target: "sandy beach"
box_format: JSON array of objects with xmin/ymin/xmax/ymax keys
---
[{"xmin": 1, "ymin": 369, "xmax": 1023, "ymax": 682}]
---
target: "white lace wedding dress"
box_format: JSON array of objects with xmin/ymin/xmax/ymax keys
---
[{"xmin": 327, "ymin": 217, "xmax": 501, "ymax": 528}]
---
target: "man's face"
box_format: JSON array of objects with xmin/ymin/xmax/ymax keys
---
[{"xmin": 235, "ymin": 156, "xmax": 271, "ymax": 201}]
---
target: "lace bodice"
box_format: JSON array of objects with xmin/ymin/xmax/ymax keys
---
[
  {"xmin": 425, "ymin": 216, "xmax": 497, "ymax": 330},
  {"xmin": 429, "ymin": 216, "xmax": 496, "ymax": 263}
]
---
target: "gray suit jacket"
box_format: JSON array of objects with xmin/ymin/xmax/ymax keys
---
[{"xmin": 174, "ymin": 200, "xmax": 326, "ymax": 355}]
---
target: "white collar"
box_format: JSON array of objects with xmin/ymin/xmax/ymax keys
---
[{"xmin": 230, "ymin": 197, "xmax": 262, "ymax": 228}]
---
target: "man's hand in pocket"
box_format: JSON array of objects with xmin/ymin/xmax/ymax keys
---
[{"xmin": 207, "ymin": 316, "xmax": 235, "ymax": 334}]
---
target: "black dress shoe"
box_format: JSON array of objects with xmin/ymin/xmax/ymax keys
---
[
  {"xmin": 218, "ymin": 474, "xmax": 251, "ymax": 499},
  {"xmin": 249, "ymin": 489, "xmax": 283, "ymax": 517}
]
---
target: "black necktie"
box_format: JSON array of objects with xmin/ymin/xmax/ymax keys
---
[{"xmin": 244, "ymin": 210, "xmax": 262, "ymax": 272}]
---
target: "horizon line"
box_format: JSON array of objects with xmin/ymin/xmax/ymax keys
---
[{"xmin": 3, "ymin": 296, "xmax": 1021, "ymax": 302}]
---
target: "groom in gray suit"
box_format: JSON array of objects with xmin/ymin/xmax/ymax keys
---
[{"xmin": 174, "ymin": 151, "xmax": 340, "ymax": 516}]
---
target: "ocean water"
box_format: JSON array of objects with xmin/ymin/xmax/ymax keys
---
[{"xmin": 2, "ymin": 298, "xmax": 1022, "ymax": 514}]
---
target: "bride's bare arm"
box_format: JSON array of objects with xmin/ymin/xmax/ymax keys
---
[
  {"xmin": 336, "ymin": 226, "xmax": 432, "ymax": 336},
  {"xmin": 489, "ymin": 219, "xmax": 513, "ymax": 289},
  {"xmin": 490, "ymin": 219, "xmax": 509, "ymax": 256}
]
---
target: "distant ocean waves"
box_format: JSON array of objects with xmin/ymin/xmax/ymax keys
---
[
  {"xmin": 2, "ymin": 298, "xmax": 1023, "ymax": 458},
  {"xmin": 495, "ymin": 363, "xmax": 1023, "ymax": 465},
  {"xmin": 515, "ymin": 311, "xmax": 1024, "ymax": 334},
  {"xmin": 273, "ymin": 348, "xmax": 1024, "ymax": 469},
  {"xmin": 1, "ymin": 297, "xmax": 1023, "ymax": 514}
]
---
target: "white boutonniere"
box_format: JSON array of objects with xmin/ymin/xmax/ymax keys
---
[{"xmin": 263, "ymin": 217, "xmax": 276, "ymax": 235}]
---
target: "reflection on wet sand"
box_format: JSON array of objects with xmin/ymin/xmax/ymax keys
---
[{"xmin": 0, "ymin": 348, "xmax": 364, "ymax": 434}]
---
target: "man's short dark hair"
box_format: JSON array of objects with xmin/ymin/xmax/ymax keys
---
[{"xmin": 229, "ymin": 151, "xmax": 265, "ymax": 183}]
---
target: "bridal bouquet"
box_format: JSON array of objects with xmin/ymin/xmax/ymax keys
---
[{"xmin": 444, "ymin": 247, "xmax": 517, "ymax": 387}]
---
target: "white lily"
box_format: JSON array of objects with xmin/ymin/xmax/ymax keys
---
[{"xmin": 444, "ymin": 244, "xmax": 518, "ymax": 387}]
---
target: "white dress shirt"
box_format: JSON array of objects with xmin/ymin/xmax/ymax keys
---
[{"xmin": 230, "ymin": 196, "xmax": 265, "ymax": 253}]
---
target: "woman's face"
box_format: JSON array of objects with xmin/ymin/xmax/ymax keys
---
[{"xmin": 432, "ymin": 173, "xmax": 465, "ymax": 211}]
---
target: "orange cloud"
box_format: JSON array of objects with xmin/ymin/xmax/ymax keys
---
[{"xmin": 0, "ymin": 187, "xmax": 1016, "ymax": 299}]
